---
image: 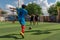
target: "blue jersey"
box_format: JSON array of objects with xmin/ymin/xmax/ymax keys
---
[
  {"xmin": 16, "ymin": 8, "xmax": 28, "ymax": 25},
  {"xmin": 16, "ymin": 8, "xmax": 28, "ymax": 20}
]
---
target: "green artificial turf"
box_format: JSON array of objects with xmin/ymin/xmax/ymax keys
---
[{"xmin": 0, "ymin": 22, "xmax": 60, "ymax": 40}]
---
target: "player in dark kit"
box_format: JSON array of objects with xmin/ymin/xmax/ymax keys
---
[{"xmin": 35, "ymin": 14, "xmax": 39, "ymax": 25}]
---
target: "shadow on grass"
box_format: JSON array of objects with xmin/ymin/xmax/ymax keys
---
[
  {"xmin": 32, "ymin": 31, "xmax": 51, "ymax": 35},
  {"xmin": 47, "ymin": 29, "xmax": 60, "ymax": 31},
  {"xmin": 25, "ymin": 29, "xmax": 60, "ymax": 35},
  {"xmin": 0, "ymin": 34, "xmax": 23, "ymax": 40},
  {"xmin": 25, "ymin": 30, "xmax": 51, "ymax": 35}
]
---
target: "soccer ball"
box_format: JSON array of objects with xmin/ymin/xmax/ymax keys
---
[{"xmin": 29, "ymin": 27, "xmax": 32, "ymax": 30}]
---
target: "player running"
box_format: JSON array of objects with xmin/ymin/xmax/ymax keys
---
[{"xmin": 10, "ymin": 4, "xmax": 28, "ymax": 38}]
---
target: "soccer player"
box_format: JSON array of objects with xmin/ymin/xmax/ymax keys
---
[
  {"xmin": 35, "ymin": 14, "xmax": 39, "ymax": 25},
  {"xmin": 29, "ymin": 14, "xmax": 35, "ymax": 30},
  {"xmin": 10, "ymin": 5, "xmax": 28, "ymax": 38},
  {"xmin": 30, "ymin": 14, "xmax": 34, "ymax": 25}
]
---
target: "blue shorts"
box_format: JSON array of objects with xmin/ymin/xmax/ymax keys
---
[{"xmin": 19, "ymin": 19, "xmax": 25, "ymax": 25}]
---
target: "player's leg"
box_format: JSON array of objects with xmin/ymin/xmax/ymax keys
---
[
  {"xmin": 36, "ymin": 19, "xmax": 38, "ymax": 25},
  {"xmin": 29, "ymin": 18, "xmax": 33, "ymax": 30},
  {"xmin": 30, "ymin": 20, "xmax": 32, "ymax": 25},
  {"xmin": 33, "ymin": 19, "xmax": 36, "ymax": 25},
  {"xmin": 21, "ymin": 25, "xmax": 25, "ymax": 33},
  {"xmin": 20, "ymin": 25, "xmax": 25, "ymax": 38},
  {"xmin": 29, "ymin": 20, "xmax": 32, "ymax": 30},
  {"xmin": 20, "ymin": 20, "xmax": 25, "ymax": 38}
]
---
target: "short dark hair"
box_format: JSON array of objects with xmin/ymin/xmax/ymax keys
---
[{"xmin": 22, "ymin": 4, "xmax": 26, "ymax": 8}]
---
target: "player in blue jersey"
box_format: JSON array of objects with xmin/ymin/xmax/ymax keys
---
[{"xmin": 10, "ymin": 5, "xmax": 28, "ymax": 38}]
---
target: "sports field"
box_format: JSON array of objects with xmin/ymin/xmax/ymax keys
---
[{"xmin": 0, "ymin": 22, "xmax": 60, "ymax": 40}]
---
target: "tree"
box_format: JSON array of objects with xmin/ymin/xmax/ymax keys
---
[
  {"xmin": 26, "ymin": 3, "xmax": 42, "ymax": 25},
  {"xmin": 56, "ymin": 2, "xmax": 60, "ymax": 22},
  {"xmin": 48, "ymin": 5, "xmax": 58, "ymax": 16},
  {"xmin": 48, "ymin": 2, "xmax": 60, "ymax": 22},
  {"xmin": 1, "ymin": 11, "xmax": 7, "ymax": 14},
  {"xmin": 48, "ymin": 5, "xmax": 58, "ymax": 22},
  {"xmin": 0, "ymin": 9, "xmax": 7, "ymax": 17},
  {"xmin": 56, "ymin": 2, "xmax": 60, "ymax": 15},
  {"xmin": 56, "ymin": 2, "xmax": 60, "ymax": 7},
  {"xmin": 48, "ymin": 2, "xmax": 60, "ymax": 16},
  {"xmin": 26, "ymin": 3, "xmax": 42, "ymax": 15}
]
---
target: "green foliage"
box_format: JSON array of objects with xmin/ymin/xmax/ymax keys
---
[
  {"xmin": 26, "ymin": 3, "xmax": 42, "ymax": 15},
  {"xmin": 56, "ymin": 2, "xmax": 60, "ymax": 7},
  {"xmin": 48, "ymin": 5, "xmax": 58, "ymax": 16},
  {"xmin": 0, "ymin": 22, "xmax": 60, "ymax": 40},
  {"xmin": 1, "ymin": 11, "xmax": 7, "ymax": 14},
  {"xmin": 48, "ymin": 2, "xmax": 60, "ymax": 16}
]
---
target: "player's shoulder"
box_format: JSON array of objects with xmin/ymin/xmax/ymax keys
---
[
  {"xmin": 22, "ymin": 8, "xmax": 26, "ymax": 11},
  {"xmin": 22, "ymin": 9, "xmax": 28, "ymax": 12}
]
